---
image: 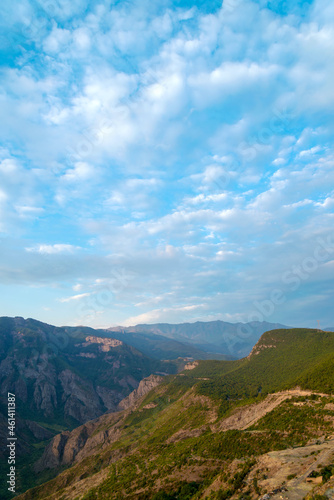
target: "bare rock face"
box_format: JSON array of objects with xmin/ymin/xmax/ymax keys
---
[
  {"xmin": 184, "ymin": 361, "xmax": 199, "ymax": 370},
  {"xmin": 81, "ymin": 336, "xmax": 123, "ymax": 351},
  {"xmin": 0, "ymin": 316, "xmax": 175, "ymax": 477},
  {"xmin": 59, "ymin": 369, "xmax": 104, "ymax": 423},
  {"xmin": 34, "ymin": 413, "xmax": 122, "ymax": 472},
  {"xmin": 118, "ymin": 374, "xmax": 164, "ymax": 410},
  {"xmin": 96, "ymin": 386, "xmax": 124, "ymax": 412},
  {"xmin": 35, "ymin": 375, "xmax": 164, "ymax": 473},
  {"xmin": 33, "ymin": 377, "xmax": 58, "ymax": 417},
  {"xmin": 38, "ymin": 431, "xmax": 71, "ymax": 470},
  {"xmin": 14, "ymin": 377, "xmax": 28, "ymax": 402}
]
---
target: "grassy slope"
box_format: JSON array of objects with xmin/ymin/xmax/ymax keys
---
[
  {"xmin": 16, "ymin": 329, "xmax": 334, "ymax": 499},
  {"xmin": 196, "ymin": 329, "xmax": 334, "ymax": 400}
]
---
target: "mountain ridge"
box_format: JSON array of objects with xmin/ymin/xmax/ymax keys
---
[
  {"xmin": 109, "ymin": 320, "xmax": 290, "ymax": 358},
  {"xmin": 0, "ymin": 316, "xmax": 181, "ymax": 499},
  {"xmin": 13, "ymin": 327, "xmax": 334, "ymax": 500}
]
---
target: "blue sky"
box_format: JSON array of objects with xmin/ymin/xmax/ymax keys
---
[{"xmin": 0, "ymin": 0, "xmax": 333, "ymax": 329}]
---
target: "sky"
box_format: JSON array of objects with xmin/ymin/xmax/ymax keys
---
[{"xmin": 0, "ymin": 0, "xmax": 333, "ymax": 329}]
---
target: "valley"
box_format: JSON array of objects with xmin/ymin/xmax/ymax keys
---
[
  {"xmin": 1, "ymin": 323, "xmax": 333, "ymax": 499},
  {"xmin": 109, "ymin": 320, "xmax": 290, "ymax": 359}
]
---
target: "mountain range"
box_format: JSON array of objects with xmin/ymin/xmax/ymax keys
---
[
  {"xmin": 109, "ymin": 320, "xmax": 289, "ymax": 358},
  {"xmin": 0, "ymin": 316, "xmax": 182, "ymax": 498},
  {"xmin": 1, "ymin": 321, "xmax": 333, "ymax": 499}
]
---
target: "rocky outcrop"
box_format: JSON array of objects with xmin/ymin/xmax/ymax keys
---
[
  {"xmin": 184, "ymin": 361, "xmax": 199, "ymax": 370},
  {"xmin": 35, "ymin": 375, "xmax": 164, "ymax": 473},
  {"xmin": 118, "ymin": 375, "xmax": 164, "ymax": 410},
  {"xmin": 34, "ymin": 412, "xmax": 123, "ymax": 472},
  {"xmin": 0, "ymin": 318, "xmax": 165, "ymax": 426},
  {"xmin": 37, "ymin": 431, "xmax": 71, "ymax": 470},
  {"xmin": 33, "ymin": 377, "xmax": 58, "ymax": 417},
  {"xmin": 81, "ymin": 336, "xmax": 123, "ymax": 351},
  {"xmin": 247, "ymin": 341, "xmax": 277, "ymax": 359},
  {"xmin": 59, "ymin": 369, "xmax": 104, "ymax": 423},
  {"xmin": 96, "ymin": 386, "xmax": 124, "ymax": 412}
]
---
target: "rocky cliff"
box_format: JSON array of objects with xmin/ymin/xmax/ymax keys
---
[
  {"xmin": 35, "ymin": 374, "xmax": 164, "ymax": 472},
  {"xmin": 0, "ymin": 315, "xmax": 176, "ymax": 490},
  {"xmin": 34, "ymin": 412, "xmax": 123, "ymax": 471},
  {"xmin": 118, "ymin": 374, "xmax": 164, "ymax": 410},
  {"xmin": 0, "ymin": 317, "xmax": 171, "ymax": 426}
]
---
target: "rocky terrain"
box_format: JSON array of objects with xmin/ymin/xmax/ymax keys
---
[
  {"xmin": 12, "ymin": 328, "xmax": 334, "ymax": 500},
  {"xmin": 118, "ymin": 374, "xmax": 164, "ymax": 410},
  {"xmin": 0, "ymin": 316, "xmax": 180, "ymax": 499},
  {"xmin": 34, "ymin": 374, "xmax": 165, "ymax": 472},
  {"xmin": 16, "ymin": 389, "xmax": 334, "ymax": 500},
  {"xmin": 0, "ymin": 317, "xmax": 171, "ymax": 426}
]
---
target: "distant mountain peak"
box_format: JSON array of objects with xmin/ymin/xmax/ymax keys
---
[{"xmin": 110, "ymin": 320, "xmax": 290, "ymax": 358}]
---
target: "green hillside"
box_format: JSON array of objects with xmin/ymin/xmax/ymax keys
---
[
  {"xmin": 15, "ymin": 328, "xmax": 334, "ymax": 500},
  {"xmin": 195, "ymin": 328, "xmax": 334, "ymax": 401}
]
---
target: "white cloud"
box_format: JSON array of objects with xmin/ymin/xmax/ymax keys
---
[
  {"xmin": 73, "ymin": 283, "xmax": 83, "ymax": 291},
  {"xmin": 123, "ymin": 304, "xmax": 205, "ymax": 326},
  {"xmin": 43, "ymin": 25, "xmax": 71, "ymax": 53},
  {"xmin": 1, "ymin": 0, "xmax": 334, "ymax": 327},
  {"xmin": 183, "ymin": 193, "xmax": 228, "ymax": 205},
  {"xmin": 58, "ymin": 292, "xmax": 91, "ymax": 303},
  {"xmin": 62, "ymin": 162, "xmax": 95, "ymax": 182},
  {"xmin": 73, "ymin": 27, "xmax": 91, "ymax": 51},
  {"xmin": 15, "ymin": 206, "xmax": 44, "ymax": 218},
  {"xmin": 0, "ymin": 189, "xmax": 8, "ymax": 203},
  {"xmin": 0, "ymin": 158, "xmax": 19, "ymax": 174},
  {"xmin": 189, "ymin": 62, "xmax": 280, "ymax": 105},
  {"xmin": 26, "ymin": 244, "xmax": 80, "ymax": 254},
  {"xmin": 106, "ymin": 177, "xmax": 162, "ymax": 212},
  {"xmin": 298, "ymin": 146, "xmax": 322, "ymax": 158}
]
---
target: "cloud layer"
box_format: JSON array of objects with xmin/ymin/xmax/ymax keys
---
[{"xmin": 0, "ymin": 0, "xmax": 333, "ymax": 329}]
